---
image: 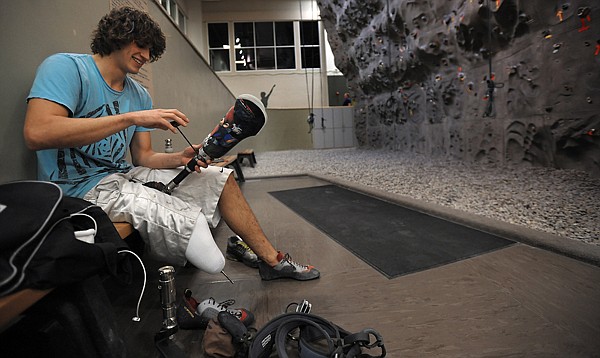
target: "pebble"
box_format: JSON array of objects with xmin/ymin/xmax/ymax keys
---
[{"xmin": 243, "ymin": 148, "xmax": 600, "ymax": 246}]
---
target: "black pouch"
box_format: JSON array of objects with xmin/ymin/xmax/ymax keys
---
[
  {"xmin": 218, "ymin": 311, "xmax": 254, "ymax": 357},
  {"xmin": 203, "ymin": 317, "xmax": 236, "ymax": 358}
]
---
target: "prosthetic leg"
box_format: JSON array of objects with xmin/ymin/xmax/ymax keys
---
[{"xmin": 144, "ymin": 94, "xmax": 267, "ymax": 195}]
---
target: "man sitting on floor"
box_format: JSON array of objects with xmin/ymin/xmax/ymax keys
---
[{"xmin": 23, "ymin": 6, "xmax": 319, "ymax": 282}]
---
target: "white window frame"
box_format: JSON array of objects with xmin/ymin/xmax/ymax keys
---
[
  {"xmin": 156, "ymin": 0, "xmax": 187, "ymax": 34},
  {"xmin": 207, "ymin": 20, "xmax": 321, "ymax": 73}
]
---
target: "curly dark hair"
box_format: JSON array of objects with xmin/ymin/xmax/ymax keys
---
[{"xmin": 90, "ymin": 6, "xmax": 166, "ymax": 62}]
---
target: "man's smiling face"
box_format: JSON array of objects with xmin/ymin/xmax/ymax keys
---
[{"xmin": 118, "ymin": 41, "xmax": 149, "ymax": 75}]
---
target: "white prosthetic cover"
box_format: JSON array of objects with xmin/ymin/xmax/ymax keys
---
[{"xmin": 185, "ymin": 214, "xmax": 225, "ymax": 274}]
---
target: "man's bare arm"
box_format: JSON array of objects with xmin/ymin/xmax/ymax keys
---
[
  {"xmin": 130, "ymin": 131, "xmax": 209, "ymax": 170},
  {"xmin": 23, "ymin": 98, "xmax": 189, "ymax": 150}
]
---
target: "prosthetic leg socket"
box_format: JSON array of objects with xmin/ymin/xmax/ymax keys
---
[{"xmin": 185, "ymin": 214, "xmax": 225, "ymax": 274}]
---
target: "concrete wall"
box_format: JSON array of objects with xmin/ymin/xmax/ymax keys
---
[
  {"xmin": 0, "ymin": 0, "xmax": 234, "ymax": 183},
  {"xmin": 246, "ymin": 108, "xmax": 314, "ymax": 151},
  {"xmin": 1, "ymin": 1, "xmax": 102, "ymax": 183},
  {"xmin": 182, "ymin": 0, "xmax": 207, "ymax": 59},
  {"xmin": 318, "ymin": 0, "xmax": 600, "ymax": 177}
]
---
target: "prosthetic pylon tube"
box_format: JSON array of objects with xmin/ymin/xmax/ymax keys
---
[
  {"xmin": 157, "ymin": 266, "xmax": 177, "ymax": 330},
  {"xmin": 154, "ymin": 266, "xmax": 186, "ymax": 358},
  {"xmin": 157, "ymin": 94, "xmax": 267, "ymax": 195}
]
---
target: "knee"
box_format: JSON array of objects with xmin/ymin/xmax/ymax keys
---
[
  {"xmin": 224, "ymin": 172, "xmax": 237, "ymax": 187},
  {"xmin": 221, "ymin": 173, "xmax": 240, "ymax": 197}
]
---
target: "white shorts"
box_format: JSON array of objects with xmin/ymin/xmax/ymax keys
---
[{"xmin": 83, "ymin": 166, "xmax": 232, "ymax": 265}]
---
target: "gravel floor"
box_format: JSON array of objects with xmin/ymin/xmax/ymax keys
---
[{"xmin": 242, "ymin": 148, "xmax": 600, "ymax": 246}]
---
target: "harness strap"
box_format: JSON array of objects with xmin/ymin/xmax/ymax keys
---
[
  {"xmin": 276, "ymin": 317, "xmax": 340, "ymax": 358},
  {"xmin": 343, "ymin": 329, "xmax": 386, "ymax": 358},
  {"xmin": 344, "ymin": 331, "xmax": 371, "ymax": 346},
  {"xmin": 248, "ymin": 312, "xmax": 386, "ymax": 358}
]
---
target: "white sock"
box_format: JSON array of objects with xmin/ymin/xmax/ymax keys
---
[{"xmin": 185, "ymin": 215, "xmax": 225, "ymax": 274}]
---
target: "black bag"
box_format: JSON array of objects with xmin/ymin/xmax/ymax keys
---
[
  {"xmin": 248, "ymin": 312, "xmax": 386, "ymax": 358},
  {"xmin": 0, "ymin": 180, "xmax": 131, "ymax": 296}
]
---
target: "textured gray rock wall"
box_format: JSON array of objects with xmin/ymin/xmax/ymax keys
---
[{"xmin": 317, "ymin": 0, "xmax": 599, "ymax": 176}]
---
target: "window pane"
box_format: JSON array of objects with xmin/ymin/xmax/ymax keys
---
[
  {"xmin": 234, "ymin": 22, "xmax": 254, "ymax": 47},
  {"xmin": 300, "ymin": 21, "xmax": 319, "ymax": 45},
  {"xmin": 208, "ymin": 23, "xmax": 228, "ymax": 48},
  {"xmin": 255, "ymin": 22, "xmax": 274, "ymax": 46},
  {"xmin": 178, "ymin": 9, "xmax": 185, "ymax": 32},
  {"xmin": 275, "ymin": 22, "xmax": 294, "ymax": 46},
  {"xmin": 210, "ymin": 49, "xmax": 230, "ymax": 71},
  {"xmin": 301, "ymin": 47, "xmax": 320, "ymax": 68},
  {"xmin": 256, "ymin": 48, "xmax": 275, "ymax": 69},
  {"xmin": 236, "ymin": 48, "xmax": 255, "ymax": 70},
  {"xmin": 276, "ymin": 48, "xmax": 295, "ymax": 69},
  {"xmin": 170, "ymin": 1, "xmax": 177, "ymax": 17}
]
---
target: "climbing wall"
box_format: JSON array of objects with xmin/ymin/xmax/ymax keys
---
[{"xmin": 317, "ymin": 0, "xmax": 599, "ymax": 176}]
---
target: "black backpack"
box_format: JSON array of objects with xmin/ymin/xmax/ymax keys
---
[{"xmin": 0, "ymin": 180, "xmax": 131, "ymax": 296}]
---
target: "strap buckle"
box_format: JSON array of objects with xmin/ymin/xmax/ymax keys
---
[{"xmin": 344, "ymin": 328, "xmax": 386, "ymax": 357}]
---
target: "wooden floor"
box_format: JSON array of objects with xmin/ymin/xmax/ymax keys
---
[{"xmin": 107, "ymin": 176, "xmax": 600, "ymax": 357}]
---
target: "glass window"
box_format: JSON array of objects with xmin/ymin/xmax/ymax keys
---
[
  {"xmin": 300, "ymin": 21, "xmax": 320, "ymax": 69},
  {"xmin": 256, "ymin": 48, "xmax": 276, "ymax": 70},
  {"xmin": 236, "ymin": 48, "xmax": 255, "ymax": 70},
  {"xmin": 208, "ymin": 20, "xmax": 320, "ymax": 72},
  {"xmin": 300, "ymin": 21, "xmax": 319, "ymax": 45},
  {"xmin": 234, "ymin": 23, "xmax": 255, "ymax": 71},
  {"xmin": 169, "ymin": 1, "xmax": 177, "ymax": 17},
  {"xmin": 177, "ymin": 9, "xmax": 186, "ymax": 32},
  {"xmin": 276, "ymin": 47, "xmax": 295, "ymax": 69},
  {"xmin": 235, "ymin": 22, "xmax": 254, "ymax": 47},
  {"xmin": 255, "ymin": 22, "xmax": 274, "ymax": 46},
  {"xmin": 208, "ymin": 23, "xmax": 230, "ymax": 72},
  {"xmin": 275, "ymin": 22, "xmax": 294, "ymax": 46},
  {"xmin": 208, "ymin": 23, "xmax": 228, "ymax": 48},
  {"xmin": 210, "ymin": 50, "xmax": 230, "ymax": 72},
  {"xmin": 301, "ymin": 47, "xmax": 320, "ymax": 68},
  {"xmin": 158, "ymin": 0, "xmax": 186, "ymax": 34}
]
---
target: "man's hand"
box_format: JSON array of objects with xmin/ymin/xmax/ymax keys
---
[
  {"xmin": 130, "ymin": 108, "xmax": 189, "ymax": 133},
  {"xmin": 181, "ymin": 145, "xmax": 211, "ymax": 172}
]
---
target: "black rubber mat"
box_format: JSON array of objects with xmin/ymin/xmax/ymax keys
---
[{"xmin": 270, "ymin": 185, "xmax": 514, "ymax": 278}]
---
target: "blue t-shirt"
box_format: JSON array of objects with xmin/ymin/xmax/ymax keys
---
[{"xmin": 27, "ymin": 53, "xmax": 152, "ymax": 197}]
